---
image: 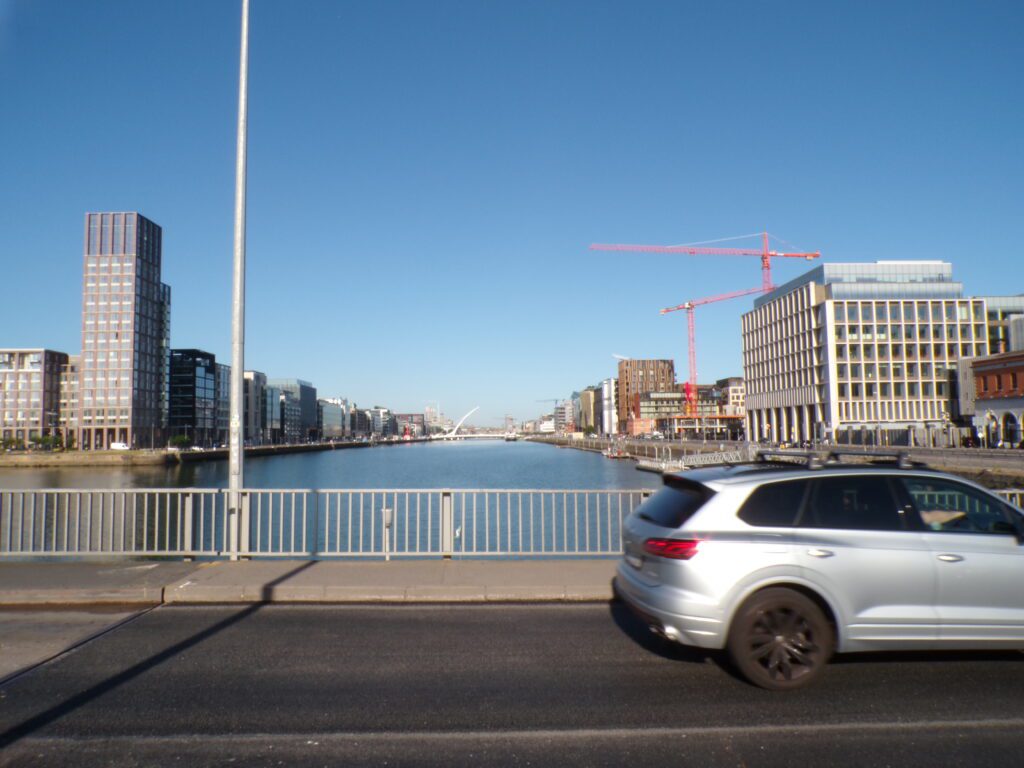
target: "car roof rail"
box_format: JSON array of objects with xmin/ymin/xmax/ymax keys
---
[
  {"xmin": 824, "ymin": 449, "xmax": 928, "ymax": 469},
  {"xmin": 755, "ymin": 448, "xmax": 929, "ymax": 470},
  {"xmin": 755, "ymin": 449, "xmax": 824, "ymax": 469}
]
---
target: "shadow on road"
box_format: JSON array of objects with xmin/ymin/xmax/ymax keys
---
[
  {"xmin": 607, "ymin": 598, "xmax": 713, "ymax": 665},
  {"xmin": 0, "ymin": 560, "xmax": 318, "ymax": 749}
]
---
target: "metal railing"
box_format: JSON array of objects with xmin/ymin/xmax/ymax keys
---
[
  {"xmin": 4, "ymin": 487, "xmax": 1022, "ymax": 560},
  {"xmin": 0, "ymin": 488, "xmax": 652, "ymax": 559}
]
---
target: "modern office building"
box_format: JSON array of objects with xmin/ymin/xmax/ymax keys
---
[
  {"xmin": 243, "ymin": 370, "xmax": 267, "ymax": 444},
  {"xmin": 168, "ymin": 349, "xmax": 216, "ymax": 447},
  {"xmin": 263, "ymin": 384, "xmax": 282, "ymax": 444},
  {"xmin": 216, "ymin": 362, "xmax": 231, "ymax": 446},
  {"xmin": 79, "ymin": 212, "xmax": 171, "ymax": 449},
  {"xmin": 616, "ymin": 359, "xmax": 675, "ymax": 432},
  {"xmin": 322, "ymin": 397, "xmax": 350, "ymax": 439},
  {"xmin": 742, "ymin": 261, "xmax": 989, "ymax": 446},
  {"xmin": 600, "ymin": 378, "xmax": 618, "ymax": 435},
  {"xmin": 0, "ymin": 349, "xmax": 69, "ymax": 447},
  {"xmin": 319, "ymin": 399, "xmax": 346, "ymax": 439},
  {"xmin": 267, "ymin": 378, "xmax": 317, "ymax": 441},
  {"xmin": 981, "ymin": 295, "xmax": 1024, "ymax": 354},
  {"xmin": 280, "ymin": 390, "xmax": 303, "ymax": 443}
]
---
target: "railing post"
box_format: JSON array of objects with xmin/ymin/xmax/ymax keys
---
[
  {"xmin": 240, "ymin": 492, "xmax": 250, "ymax": 557},
  {"xmin": 183, "ymin": 494, "xmax": 193, "ymax": 558},
  {"xmin": 441, "ymin": 491, "xmax": 453, "ymax": 558},
  {"xmin": 382, "ymin": 505, "xmax": 393, "ymax": 561}
]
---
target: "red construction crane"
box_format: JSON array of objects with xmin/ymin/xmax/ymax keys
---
[
  {"xmin": 590, "ymin": 231, "xmax": 820, "ymax": 293},
  {"xmin": 661, "ymin": 285, "xmax": 767, "ymax": 414}
]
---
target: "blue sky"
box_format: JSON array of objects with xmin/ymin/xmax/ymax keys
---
[{"xmin": 1, "ymin": 0, "xmax": 1021, "ymax": 426}]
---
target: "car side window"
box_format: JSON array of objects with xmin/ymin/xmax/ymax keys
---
[
  {"xmin": 802, "ymin": 476, "xmax": 903, "ymax": 531},
  {"xmin": 900, "ymin": 477, "xmax": 1016, "ymax": 535},
  {"xmin": 737, "ymin": 479, "xmax": 809, "ymax": 527}
]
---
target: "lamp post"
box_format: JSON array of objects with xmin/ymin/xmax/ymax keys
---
[{"xmin": 228, "ymin": 0, "xmax": 250, "ymax": 560}]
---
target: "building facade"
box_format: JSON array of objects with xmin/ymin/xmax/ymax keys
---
[
  {"xmin": 616, "ymin": 359, "xmax": 674, "ymax": 432},
  {"xmin": 972, "ymin": 350, "xmax": 1024, "ymax": 447},
  {"xmin": 742, "ymin": 262, "xmax": 988, "ymax": 445},
  {"xmin": 0, "ymin": 349, "xmax": 68, "ymax": 447},
  {"xmin": 215, "ymin": 363, "xmax": 231, "ymax": 447},
  {"xmin": 268, "ymin": 379, "xmax": 317, "ymax": 441},
  {"xmin": 79, "ymin": 212, "xmax": 170, "ymax": 449},
  {"xmin": 243, "ymin": 370, "xmax": 267, "ymax": 444},
  {"xmin": 318, "ymin": 399, "xmax": 346, "ymax": 440},
  {"xmin": 168, "ymin": 349, "xmax": 217, "ymax": 447},
  {"xmin": 600, "ymin": 378, "xmax": 618, "ymax": 435}
]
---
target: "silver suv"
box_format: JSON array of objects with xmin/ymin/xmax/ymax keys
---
[{"xmin": 614, "ymin": 450, "xmax": 1024, "ymax": 690}]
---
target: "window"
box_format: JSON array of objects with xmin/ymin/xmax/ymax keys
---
[
  {"xmin": 738, "ymin": 480, "xmax": 809, "ymax": 527},
  {"xmin": 636, "ymin": 481, "xmax": 714, "ymax": 528},
  {"xmin": 901, "ymin": 477, "xmax": 1018, "ymax": 535},
  {"xmin": 802, "ymin": 476, "xmax": 903, "ymax": 530}
]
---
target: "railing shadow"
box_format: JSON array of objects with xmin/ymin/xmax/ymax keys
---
[{"xmin": 0, "ymin": 561, "xmax": 317, "ymax": 749}]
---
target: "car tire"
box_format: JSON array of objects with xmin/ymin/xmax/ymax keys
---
[{"xmin": 726, "ymin": 587, "xmax": 834, "ymax": 691}]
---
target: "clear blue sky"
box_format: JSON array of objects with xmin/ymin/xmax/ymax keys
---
[{"xmin": 1, "ymin": 0, "xmax": 1021, "ymax": 426}]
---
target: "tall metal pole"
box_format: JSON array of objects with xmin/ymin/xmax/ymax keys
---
[{"xmin": 228, "ymin": 0, "xmax": 250, "ymax": 560}]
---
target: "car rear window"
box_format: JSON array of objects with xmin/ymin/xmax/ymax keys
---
[
  {"xmin": 737, "ymin": 479, "xmax": 809, "ymax": 527},
  {"xmin": 636, "ymin": 483, "xmax": 713, "ymax": 528}
]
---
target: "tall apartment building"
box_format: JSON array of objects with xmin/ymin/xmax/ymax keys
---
[
  {"xmin": 742, "ymin": 262, "xmax": 988, "ymax": 446},
  {"xmin": 578, "ymin": 388, "xmax": 599, "ymax": 433},
  {"xmin": 616, "ymin": 359, "xmax": 675, "ymax": 432},
  {"xmin": 80, "ymin": 212, "xmax": 170, "ymax": 449},
  {"xmin": 0, "ymin": 349, "xmax": 68, "ymax": 446}
]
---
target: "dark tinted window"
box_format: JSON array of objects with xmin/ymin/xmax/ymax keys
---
[
  {"xmin": 637, "ymin": 485, "xmax": 713, "ymax": 528},
  {"xmin": 803, "ymin": 476, "xmax": 902, "ymax": 530},
  {"xmin": 737, "ymin": 480, "xmax": 809, "ymax": 527},
  {"xmin": 900, "ymin": 477, "xmax": 1016, "ymax": 535}
]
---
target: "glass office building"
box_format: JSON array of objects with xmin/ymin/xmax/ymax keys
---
[{"xmin": 168, "ymin": 349, "xmax": 217, "ymax": 447}]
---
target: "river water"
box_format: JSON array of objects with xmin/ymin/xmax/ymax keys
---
[{"xmin": 0, "ymin": 440, "xmax": 662, "ymax": 491}]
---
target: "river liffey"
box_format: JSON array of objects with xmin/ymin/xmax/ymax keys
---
[{"xmin": 0, "ymin": 440, "xmax": 662, "ymax": 492}]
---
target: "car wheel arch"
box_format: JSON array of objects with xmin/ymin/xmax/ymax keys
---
[{"xmin": 727, "ymin": 581, "xmax": 841, "ymax": 648}]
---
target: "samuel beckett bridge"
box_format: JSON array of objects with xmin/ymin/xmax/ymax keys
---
[{"xmin": 428, "ymin": 407, "xmax": 507, "ymax": 440}]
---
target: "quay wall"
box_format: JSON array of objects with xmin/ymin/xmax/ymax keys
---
[{"xmin": 0, "ymin": 438, "xmax": 431, "ymax": 469}]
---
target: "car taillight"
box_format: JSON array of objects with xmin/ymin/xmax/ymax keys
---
[{"xmin": 643, "ymin": 538, "xmax": 700, "ymax": 560}]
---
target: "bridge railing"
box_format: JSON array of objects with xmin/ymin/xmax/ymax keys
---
[
  {"xmin": 0, "ymin": 488, "xmax": 653, "ymax": 559},
  {"xmin": 4, "ymin": 487, "xmax": 1022, "ymax": 560}
]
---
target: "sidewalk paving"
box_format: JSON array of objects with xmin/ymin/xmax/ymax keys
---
[{"xmin": 0, "ymin": 559, "xmax": 619, "ymax": 606}]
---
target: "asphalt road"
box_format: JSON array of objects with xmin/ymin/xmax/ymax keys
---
[{"xmin": 2, "ymin": 604, "xmax": 1023, "ymax": 767}]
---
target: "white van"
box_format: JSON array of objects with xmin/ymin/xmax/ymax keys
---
[{"xmin": 110, "ymin": 442, "xmax": 130, "ymax": 450}]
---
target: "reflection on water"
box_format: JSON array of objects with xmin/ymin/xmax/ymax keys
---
[{"xmin": 0, "ymin": 441, "xmax": 662, "ymax": 491}]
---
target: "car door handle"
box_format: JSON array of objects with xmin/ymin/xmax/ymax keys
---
[
  {"xmin": 806, "ymin": 548, "xmax": 835, "ymax": 558},
  {"xmin": 937, "ymin": 554, "xmax": 964, "ymax": 563}
]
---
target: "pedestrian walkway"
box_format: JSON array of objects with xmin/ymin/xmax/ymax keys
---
[{"xmin": 0, "ymin": 559, "xmax": 619, "ymax": 606}]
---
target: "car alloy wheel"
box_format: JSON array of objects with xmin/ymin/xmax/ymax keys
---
[{"xmin": 727, "ymin": 588, "xmax": 834, "ymax": 691}]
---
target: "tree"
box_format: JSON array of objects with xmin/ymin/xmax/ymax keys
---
[{"xmin": 169, "ymin": 434, "xmax": 192, "ymax": 449}]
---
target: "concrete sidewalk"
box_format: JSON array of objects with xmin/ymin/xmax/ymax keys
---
[{"xmin": 0, "ymin": 559, "xmax": 619, "ymax": 606}]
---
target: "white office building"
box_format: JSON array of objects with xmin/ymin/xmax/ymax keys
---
[{"xmin": 742, "ymin": 262, "xmax": 989, "ymax": 446}]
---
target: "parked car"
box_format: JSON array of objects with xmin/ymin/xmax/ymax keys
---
[
  {"xmin": 614, "ymin": 450, "xmax": 1024, "ymax": 690},
  {"xmin": 110, "ymin": 441, "xmax": 130, "ymax": 450}
]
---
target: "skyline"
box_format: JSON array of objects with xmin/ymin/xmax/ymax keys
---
[{"xmin": 2, "ymin": 1, "xmax": 1022, "ymax": 425}]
